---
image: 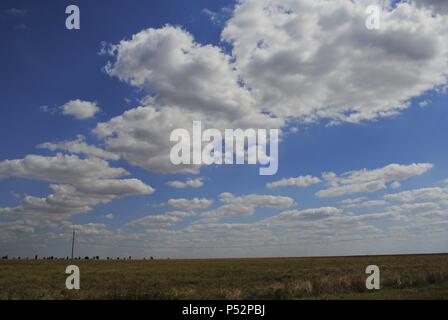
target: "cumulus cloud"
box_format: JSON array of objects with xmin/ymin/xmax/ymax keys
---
[
  {"xmin": 96, "ymin": 25, "xmax": 283, "ymax": 173},
  {"xmin": 166, "ymin": 178, "xmax": 204, "ymax": 188},
  {"xmin": 316, "ymin": 163, "xmax": 433, "ymax": 197},
  {"xmin": 341, "ymin": 197, "xmax": 387, "ymax": 208},
  {"xmin": 94, "ymin": 105, "xmax": 204, "ymax": 173},
  {"xmin": 219, "ymin": 192, "xmax": 295, "ymax": 208},
  {"xmin": 105, "ymin": 26, "xmax": 279, "ymax": 126},
  {"xmin": 61, "ymin": 100, "xmax": 100, "ymax": 119},
  {"xmin": 266, "ymin": 175, "xmax": 321, "ymax": 189},
  {"xmin": 168, "ymin": 198, "xmax": 213, "ymax": 210},
  {"xmin": 0, "ymin": 154, "xmax": 127, "ymax": 184},
  {"xmin": 276, "ymin": 207, "xmax": 343, "ymax": 220},
  {"xmin": 0, "ymin": 154, "xmax": 154, "ymax": 226},
  {"xmin": 37, "ymin": 135, "xmax": 120, "ymax": 160},
  {"xmin": 201, "ymin": 192, "xmax": 294, "ymax": 221},
  {"xmin": 387, "ymin": 202, "xmax": 441, "ymax": 213},
  {"xmin": 127, "ymin": 211, "xmax": 193, "ymax": 229},
  {"xmin": 384, "ymin": 187, "xmax": 448, "ymax": 203},
  {"xmin": 74, "ymin": 178, "xmax": 153, "ymax": 196},
  {"xmin": 0, "ymin": 179, "xmax": 152, "ymax": 226},
  {"xmin": 222, "ymin": 0, "xmax": 448, "ymax": 123}
]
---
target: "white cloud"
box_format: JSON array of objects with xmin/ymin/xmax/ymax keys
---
[
  {"xmin": 94, "ymin": 104, "xmax": 262, "ymax": 174},
  {"xmin": 418, "ymin": 100, "xmax": 429, "ymax": 108},
  {"xmin": 276, "ymin": 207, "xmax": 343, "ymax": 220},
  {"xmin": 5, "ymin": 8, "xmax": 27, "ymax": 17},
  {"xmin": 37, "ymin": 135, "xmax": 119, "ymax": 160},
  {"xmin": 390, "ymin": 181, "xmax": 402, "ymax": 189},
  {"xmin": 266, "ymin": 175, "xmax": 321, "ymax": 189},
  {"xmin": 168, "ymin": 198, "xmax": 213, "ymax": 210},
  {"xmin": 222, "ymin": 0, "xmax": 448, "ymax": 123},
  {"xmin": 96, "ymin": 25, "xmax": 282, "ymax": 173},
  {"xmin": 341, "ymin": 197, "xmax": 387, "ymax": 208},
  {"xmin": 61, "ymin": 100, "xmax": 100, "ymax": 119},
  {"xmin": 201, "ymin": 192, "xmax": 294, "ymax": 221},
  {"xmin": 0, "ymin": 180, "xmax": 152, "ymax": 226},
  {"xmin": 74, "ymin": 178, "xmax": 154, "ymax": 196},
  {"xmin": 316, "ymin": 163, "xmax": 433, "ymax": 197},
  {"xmin": 219, "ymin": 192, "xmax": 295, "ymax": 208},
  {"xmin": 202, "ymin": 8, "xmax": 220, "ymax": 24},
  {"xmin": 104, "ymin": 213, "xmax": 114, "ymax": 220},
  {"xmin": 105, "ymin": 25, "xmax": 281, "ymax": 128},
  {"xmin": 94, "ymin": 105, "xmax": 206, "ymax": 173},
  {"xmin": 0, "ymin": 154, "xmax": 154, "ymax": 226},
  {"xmin": 127, "ymin": 211, "xmax": 193, "ymax": 229},
  {"xmin": 387, "ymin": 202, "xmax": 440, "ymax": 213},
  {"xmin": 384, "ymin": 187, "xmax": 448, "ymax": 203},
  {"xmin": 166, "ymin": 178, "xmax": 204, "ymax": 188},
  {"xmin": 201, "ymin": 7, "xmax": 233, "ymax": 25},
  {"xmin": 0, "ymin": 154, "xmax": 127, "ymax": 184}
]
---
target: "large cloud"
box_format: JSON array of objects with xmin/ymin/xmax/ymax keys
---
[
  {"xmin": 222, "ymin": 0, "xmax": 448, "ymax": 123},
  {"xmin": 95, "ymin": 1, "xmax": 448, "ymax": 174},
  {"xmin": 105, "ymin": 25, "xmax": 281, "ymax": 128},
  {"xmin": 96, "ymin": 25, "xmax": 284, "ymax": 174}
]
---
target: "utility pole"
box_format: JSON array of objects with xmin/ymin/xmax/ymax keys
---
[{"xmin": 71, "ymin": 229, "xmax": 75, "ymax": 260}]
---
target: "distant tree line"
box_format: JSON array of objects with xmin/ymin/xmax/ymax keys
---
[{"xmin": 1, "ymin": 255, "xmax": 155, "ymax": 261}]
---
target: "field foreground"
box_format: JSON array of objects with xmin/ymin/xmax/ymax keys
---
[{"xmin": 1, "ymin": 254, "xmax": 448, "ymax": 300}]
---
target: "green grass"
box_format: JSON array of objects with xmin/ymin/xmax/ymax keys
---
[{"xmin": 1, "ymin": 254, "xmax": 447, "ymax": 299}]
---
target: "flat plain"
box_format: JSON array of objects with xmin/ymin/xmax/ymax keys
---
[{"xmin": 1, "ymin": 254, "xmax": 447, "ymax": 299}]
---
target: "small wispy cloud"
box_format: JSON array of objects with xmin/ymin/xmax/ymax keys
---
[
  {"xmin": 201, "ymin": 7, "xmax": 232, "ymax": 25},
  {"xmin": 5, "ymin": 8, "xmax": 27, "ymax": 17}
]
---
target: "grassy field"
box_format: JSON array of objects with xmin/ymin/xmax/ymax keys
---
[{"xmin": 1, "ymin": 254, "xmax": 447, "ymax": 300}]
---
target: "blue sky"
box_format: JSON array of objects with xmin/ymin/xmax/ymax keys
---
[{"xmin": 1, "ymin": 0, "xmax": 448, "ymax": 259}]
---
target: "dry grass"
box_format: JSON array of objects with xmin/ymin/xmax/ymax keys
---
[{"xmin": 0, "ymin": 254, "xmax": 447, "ymax": 299}]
